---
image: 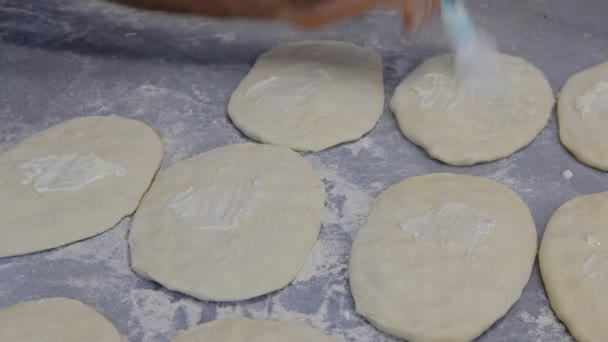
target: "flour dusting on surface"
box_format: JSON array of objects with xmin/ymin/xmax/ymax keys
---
[
  {"xmin": 343, "ymin": 136, "xmax": 385, "ymax": 158},
  {"xmin": 1, "ymin": 1, "xmax": 603, "ymax": 341},
  {"xmin": 129, "ymin": 289, "xmax": 203, "ymax": 341},
  {"xmin": 517, "ymin": 308, "xmax": 573, "ymax": 342}
]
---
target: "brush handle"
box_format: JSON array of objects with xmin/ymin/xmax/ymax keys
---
[{"xmin": 441, "ymin": 0, "xmax": 474, "ymax": 47}]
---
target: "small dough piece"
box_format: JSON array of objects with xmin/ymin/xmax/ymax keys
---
[
  {"xmin": 228, "ymin": 40, "xmax": 384, "ymax": 152},
  {"xmin": 129, "ymin": 143, "xmax": 325, "ymax": 301},
  {"xmin": 0, "ymin": 115, "xmax": 163, "ymax": 258},
  {"xmin": 540, "ymin": 192, "xmax": 608, "ymax": 342},
  {"xmin": 172, "ymin": 317, "xmax": 335, "ymax": 342},
  {"xmin": 350, "ymin": 173, "xmax": 537, "ymax": 342},
  {"xmin": 0, "ymin": 297, "xmax": 122, "ymax": 342},
  {"xmin": 558, "ymin": 62, "xmax": 608, "ymax": 170},
  {"xmin": 391, "ymin": 54, "xmax": 554, "ymax": 165}
]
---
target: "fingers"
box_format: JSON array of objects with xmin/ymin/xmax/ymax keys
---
[
  {"xmin": 421, "ymin": 0, "xmax": 440, "ymax": 27},
  {"xmin": 399, "ymin": 0, "xmax": 440, "ymax": 31},
  {"xmin": 282, "ymin": 0, "xmax": 378, "ymax": 29}
]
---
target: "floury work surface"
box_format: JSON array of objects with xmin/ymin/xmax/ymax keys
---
[{"xmin": 1, "ymin": 0, "xmax": 607, "ymax": 341}]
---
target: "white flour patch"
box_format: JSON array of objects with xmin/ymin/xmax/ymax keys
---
[
  {"xmin": 343, "ymin": 136, "xmax": 372, "ymax": 157},
  {"xmin": 343, "ymin": 136, "xmax": 384, "ymax": 158},
  {"xmin": 517, "ymin": 308, "xmax": 573, "ymax": 342},
  {"xmin": 128, "ymin": 288, "xmax": 202, "ymax": 342}
]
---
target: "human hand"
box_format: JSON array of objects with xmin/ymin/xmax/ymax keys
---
[
  {"xmin": 391, "ymin": 0, "xmax": 441, "ymax": 31},
  {"xmin": 282, "ymin": 0, "xmax": 440, "ymax": 31},
  {"xmin": 119, "ymin": 0, "xmax": 440, "ymax": 31}
]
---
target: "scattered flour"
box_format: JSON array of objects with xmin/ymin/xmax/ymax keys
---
[
  {"xmin": 343, "ymin": 136, "xmax": 385, "ymax": 158},
  {"xmin": 517, "ymin": 308, "xmax": 573, "ymax": 342},
  {"xmin": 0, "ymin": 2, "xmax": 588, "ymax": 342},
  {"xmin": 128, "ymin": 288, "xmax": 202, "ymax": 341},
  {"xmin": 42, "ymin": 219, "xmax": 131, "ymax": 274},
  {"xmin": 213, "ymin": 32, "xmax": 237, "ymax": 42},
  {"xmin": 312, "ymin": 161, "xmax": 375, "ymax": 235},
  {"xmin": 486, "ymin": 159, "xmax": 532, "ymax": 194}
]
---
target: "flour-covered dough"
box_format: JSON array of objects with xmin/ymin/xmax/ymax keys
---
[
  {"xmin": 350, "ymin": 173, "xmax": 537, "ymax": 341},
  {"xmin": 0, "ymin": 115, "xmax": 163, "ymax": 258},
  {"xmin": 228, "ymin": 40, "xmax": 384, "ymax": 152},
  {"xmin": 129, "ymin": 143, "xmax": 325, "ymax": 301},
  {"xmin": 540, "ymin": 192, "xmax": 608, "ymax": 341},
  {"xmin": 0, "ymin": 297, "xmax": 122, "ymax": 342},
  {"xmin": 391, "ymin": 53, "xmax": 554, "ymax": 165},
  {"xmin": 173, "ymin": 317, "xmax": 335, "ymax": 342},
  {"xmin": 558, "ymin": 62, "xmax": 608, "ymax": 170}
]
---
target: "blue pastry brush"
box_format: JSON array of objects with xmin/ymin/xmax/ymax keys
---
[{"xmin": 440, "ymin": 0, "xmax": 502, "ymax": 97}]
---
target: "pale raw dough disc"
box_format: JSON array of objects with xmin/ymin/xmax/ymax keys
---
[
  {"xmin": 129, "ymin": 143, "xmax": 325, "ymax": 301},
  {"xmin": 0, "ymin": 297, "xmax": 122, "ymax": 342},
  {"xmin": 0, "ymin": 115, "xmax": 163, "ymax": 258},
  {"xmin": 558, "ymin": 62, "xmax": 608, "ymax": 170},
  {"xmin": 391, "ymin": 53, "xmax": 554, "ymax": 166},
  {"xmin": 228, "ymin": 40, "xmax": 384, "ymax": 152},
  {"xmin": 540, "ymin": 192, "xmax": 608, "ymax": 342},
  {"xmin": 172, "ymin": 317, "xmax": 335, "ymax": 342},
  {"xmin": 349, "ymin": 173, "xmax": 537, "ymax": 342}
]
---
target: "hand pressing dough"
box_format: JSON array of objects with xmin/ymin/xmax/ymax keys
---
[
  {"xmin": 391, "ymin": 53, "xmax": 554, "ymax": 166},
  {"xmin": 558, "ymin": 62, "xmax": 608, "ymax": 170},
  {"xmin": 0, "ymin": 297, "xmax": 122, "ymax": 342},
  {"xmin": 0, "ymin": 115, "xmax": 163, "ymax": 258},
  {"xmin": 540, "ymin": 192, "xmax": 608, "ymax": 342},
  {"xmin": 349, "ymin": 173, "xmax": 537, "ymax": 342},
  {"xmin": 172, "ymin": 317, "xmax": 335, "ymax": 342},
  {"xmin": 129, "ymin": 143, "xmax": 325, "ymax": 301},
  {"xmin": 228, "ymin": 40, "xmax": 384, "ymax": 152}
]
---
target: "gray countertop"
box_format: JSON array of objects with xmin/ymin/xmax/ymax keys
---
[{"xmin": 1, "ymin": 0, "xmax": 607, "ymax": 341}]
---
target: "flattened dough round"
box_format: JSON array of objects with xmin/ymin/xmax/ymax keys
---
[
  {"xmin": 228, "ymin": 40, "xmax": 384, "ymax": 152},
  {"xmin": 129, "ymin": 143, "xmax": 325, "ymax": 301},
  {"xmin": 391, "ymin": 53, "xmax": 554, "ymax": 165},
  {"xmin": 540, "ymin": 192, "xmax": 608, "ymax": 342},
  {"xmin": 0, "ymin": 297, "xmax": 122, "ymax": 342},
  {"xmin": 558, "ymin": 62, "xmax": 608, "ymax": 170},
  {"xmin": 0, "ymin": 115, "xmax": 163, "ymax": 258},
  {"xmin": 172, "ymin": 317, "xmax": 335, "ymax": 342},
  {"xmin": 349, "ymin": 173, "xmax": 537, "ymax": 342}
]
